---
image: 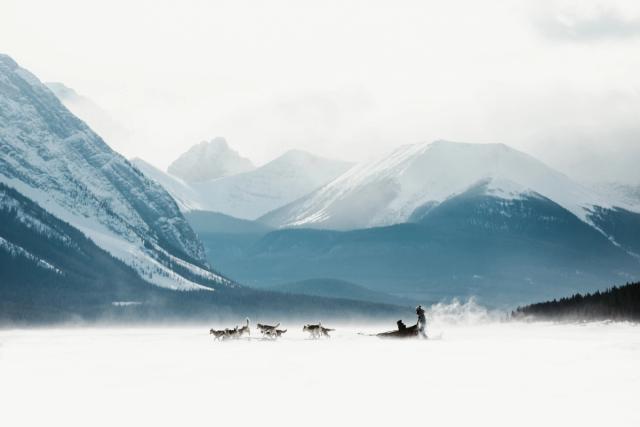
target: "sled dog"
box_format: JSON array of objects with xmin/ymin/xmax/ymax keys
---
[
  {"xmin": 264, "ymin": 328, "xmax": 287, "ymax": 339},
  {"xmin": 303, "ymin": 323, "xmax": 335, "ymax": 338},
  {"xmin": 209, "ymin": 328, "xmax": 227, "ymax": 340},
  {"xmin": 225, "ymin": 326, "xmax": 240, "ymax": 339},
  {"xmin": 257, "ymin": 322, "xmax": 280, "ymax": 336},
  {"xmin": 236, "ymin": 318, "xmax": 250, "ymax": 337}
]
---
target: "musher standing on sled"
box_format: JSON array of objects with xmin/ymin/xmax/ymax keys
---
[{"xmin": 416, "ymin": 305, "xmax": 427, "ymax": 338}]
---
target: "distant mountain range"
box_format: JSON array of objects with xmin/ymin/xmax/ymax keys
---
[
  {"xmin": 185, "ymin": 142, "xmax": 640, "ymax": 306},
  {"xmin": 167, "ymin": 137, "xmax": 255, "ymax": 182},
  {"xmin": 133, "ymin": 148, "xmax": 353, "ymax": 219},
  {"xmin": 261, "ymin": 140, "xmax": 635, "ymax": 236},
  {"xmin": 0, "ymin": 54, "xmax": 403, "ymax": 323},
  {"xmin": 3, "ymin": 52, "xmax": 640, "ymax": 316}
]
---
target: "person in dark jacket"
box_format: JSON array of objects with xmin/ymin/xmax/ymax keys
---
[{"xmin": 416, "ymin": 305, "xmax": 427, "ymax": 338}]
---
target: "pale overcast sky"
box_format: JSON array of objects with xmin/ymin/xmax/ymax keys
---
[{"xmin": 2, "ymin": 0, "xmax": 640, "ymax": 183}]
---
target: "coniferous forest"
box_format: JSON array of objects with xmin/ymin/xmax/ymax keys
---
[{"xmin": 512, "ymin": 282, "xmax": 640, "ymax": 322}]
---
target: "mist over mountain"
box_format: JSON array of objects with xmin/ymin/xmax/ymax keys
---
[
  {"xmin": 591, "ymin": 182, "xmax": 640, "ymax": 212},
  {"xmin": 0, "ymin": 54, "xmax": 404, "ymax": 323},
  {"xmin": 191, "ymin": 141, "xmax": 640, "ymax": 306},
  {"xmin": 261, "ymin": 140, "xmax": 635, "ymax": 233},
  {"xmin": 3, "ymin": 51, "xmax": 640, "ymax": 315},
  {"xmin": 45, "ymin": 81, "xmax": 131, "ymax": 154},
  {"xmin": 135, "ymin": 147, "xmax": 353, "ymax": 220},
  {"xmin": 130, "ymin": 158, "xmax": 202, "ymax": 212},
  {"xmin": 168, "ymin": 137, "xmax": 255, "ymax": 183}
]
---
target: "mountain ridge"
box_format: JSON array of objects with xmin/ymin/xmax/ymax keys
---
[
  {"xmin": 134, "ymin": 147, "xmax": 354, "ymax": 220},
  {"xmin": 0, "ymin": 53, "xmax": 228, "ymax": 291},
  {"xmin": 260, "ymin": 140, "xmax": 635, "ymax": 245},
  {"xmin": 200, "ymin": 184, "xmax": 640, "ymax": 306}
]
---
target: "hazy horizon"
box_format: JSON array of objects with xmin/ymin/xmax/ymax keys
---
[{"xmin": 3, "ymin": 0, "xmax": 640, "ymax": 183}]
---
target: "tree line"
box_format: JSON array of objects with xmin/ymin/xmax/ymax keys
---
[{"xmin": 512, "ymin": 281, "xmax": 640, "ymax": 322}]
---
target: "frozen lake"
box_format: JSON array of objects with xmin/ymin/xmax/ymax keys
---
[{"xmin": 1, "ymin": 312, "xmax": 639, "ymax": 427}]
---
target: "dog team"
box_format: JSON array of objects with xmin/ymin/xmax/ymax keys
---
[{"xmin": 209, "ymin": 319, "xmax": 334, "ymax": 341}]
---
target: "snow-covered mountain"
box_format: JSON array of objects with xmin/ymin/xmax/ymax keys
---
[
  {"xmin": 131, "ymin": 158, "xmax": 202, "ymax": 212},
  {"xmin": 45, "ymin": 81, "xmax": 130, "ymax": 152},
  {"xmin": 261, "ymin": 140, "xmax": 635, "ymax": 232},
  {"xmin": 135, "ymin": 149, "xmax": 354, "ymax": 220},
  {"xmin": 0, "ymin": 54, "xmax": 229, "ymax": 291},
  {"xmin": 190, "ymin": 149, "xmax": 354, "ymax": 219},
  {"xmin": 0, "ymin": 182, "xmax": 169, "ymax": 321},
  {"xmin": 168, "ymin": 138, "xmax": 255, "ymax": 183},
  {"xmin": 591, "ymin": 182, "xmax": 640, "ymax": 212}
]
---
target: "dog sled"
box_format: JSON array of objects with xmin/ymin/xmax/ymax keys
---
[
  {"xmin": 376, "ymin": 322, "xmax": 420, "ymax": 338},
  {"xmin": 358, "ymin": 317, "xmax": 432, "ymax": 339}
]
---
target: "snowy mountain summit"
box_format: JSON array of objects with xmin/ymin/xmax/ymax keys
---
[
  {"xmin": 135, "ymin": 148, "xmax": 354, "ymax": 220},
  {"xmin": 0, "ymin": 54, "xmax": 229, "ymax": 291},
  {"xmin": 262, "ymin": 140, "xmax": 633, "ymax": 232},
  {"xmin": 168, "ymin": 137, "xmax": 255, "ymax": 183}
]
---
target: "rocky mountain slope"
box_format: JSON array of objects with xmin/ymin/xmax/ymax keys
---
[{"xmin": 0, "ymin": 54, "xmax": 228, "ymax": 291}]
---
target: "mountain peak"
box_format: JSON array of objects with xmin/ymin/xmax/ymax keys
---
[
  {"xmin": 194, "ymin": 136, "xmax": 230, "ymax": 153},
  {"xmin": 168, "ymin": 138, "xmax": 255, "ymax": 183},
  {"xmin": 261, "ymin": 140, "xmax": 619, "ymax": 230},
  {"xmin": 206, "ymin": 136, "xmax": 229, "ymax": 149}
]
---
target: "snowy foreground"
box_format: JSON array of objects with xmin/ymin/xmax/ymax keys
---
[{"xmin": 1, "ymin": 314, "xmax": 639, "ymax": 427}]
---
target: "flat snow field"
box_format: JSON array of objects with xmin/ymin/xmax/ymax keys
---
[{"xmin": 1, "ymin": 321, "xmax": 639, "ymax": 427}]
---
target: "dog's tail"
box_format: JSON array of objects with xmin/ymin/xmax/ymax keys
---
[{"xmin": 245, "ymin": 317, "xmax": 250, "ymax": 327}]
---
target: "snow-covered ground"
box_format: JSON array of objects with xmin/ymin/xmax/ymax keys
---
[{"xmin": 1, "ymin": 312, "xmax": 638, "ymax": 427}]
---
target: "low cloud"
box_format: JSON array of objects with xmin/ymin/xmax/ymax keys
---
[{"xmin": 536, "ymin": 6, "xmax": 640, "ymax": 42}]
